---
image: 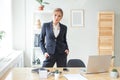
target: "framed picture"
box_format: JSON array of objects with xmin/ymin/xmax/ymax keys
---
[{"xmin": 71, "ymin": 9, "xmax": 84, "ymax": 27}]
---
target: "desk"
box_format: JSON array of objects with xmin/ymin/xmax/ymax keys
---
[{"xmin": 1, "ymin": 67, "xmax": 120, "ymax": 80}]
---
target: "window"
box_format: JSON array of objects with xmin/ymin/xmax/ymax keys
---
[{"xmin": 0, "ymin": 0, "xmax": 12, "ymax": 57}]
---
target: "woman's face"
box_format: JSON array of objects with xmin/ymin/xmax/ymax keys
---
[{"xmin": 53, "ymin": 11, "xmax": 63, "ymax": 25}]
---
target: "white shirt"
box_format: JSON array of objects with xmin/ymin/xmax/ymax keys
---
[{"xmin": 53, "ymin": 23, "xmax": 60, "ymax": 38}]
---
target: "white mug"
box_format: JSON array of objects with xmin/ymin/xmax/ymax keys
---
[{"xmin": 39, "ymin": 69, "xmax": 48, "ymax": 79}]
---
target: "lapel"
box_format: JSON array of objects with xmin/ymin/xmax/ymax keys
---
[
  {"xmin": 49, "ymin": 21, "xmax": 62, "ymax": 39},
  {"xmin": 57, "ymin": 23, "xmax": 62, "ymax": 38},
  {"xmin": 49, "ymin": 22, "xmax": 56, "ymax": 39}
]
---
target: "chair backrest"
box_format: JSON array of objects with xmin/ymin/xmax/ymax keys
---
[{"xmin": 67, "ymin": 59, "xmax": 86, "ymax": 67}]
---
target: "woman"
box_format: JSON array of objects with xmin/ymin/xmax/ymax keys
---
[{"xmin": 40, "ymin": 8, "xmax": 69, "ymax": 67}]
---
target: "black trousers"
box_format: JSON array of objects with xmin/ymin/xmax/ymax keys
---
[{"xmin": 42, "ymin": 53, "xmax": 67, "ymax": 67}]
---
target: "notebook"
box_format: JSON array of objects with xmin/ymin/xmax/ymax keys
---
[
  {"xmin": 64, "ymin": 74, "xmax": 87, "ymax": 80},
  {"xmin": 80, "ymin": 55, "xmax": 112, "ymax": 74}
]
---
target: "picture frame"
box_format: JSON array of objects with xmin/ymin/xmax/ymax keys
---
[{"xmin": 71, "ymin": 9, "xmax": 84, "ymax": 27}]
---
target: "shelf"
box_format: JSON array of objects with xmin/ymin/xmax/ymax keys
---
[
  {"xmin": 98, "ymin": 12, "xmax": 114, "ymax": 56},
  {"xmin": 32, "ymin": 11, "xmax": 53, "ymax": 67}
]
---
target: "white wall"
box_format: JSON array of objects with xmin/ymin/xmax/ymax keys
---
[
  {"xmin": 12, "ymin": 0, "xmax": 120, "ymax": 67},
  {"xmin": 12, "ymin": 0, "xmax": 26, "ymax": 50},
  {"xmin": 12, "ymin": 0, "xmax": 26, "ymax": 65}
]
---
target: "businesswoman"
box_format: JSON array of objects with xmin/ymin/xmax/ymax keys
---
[{"xmin": 40, "ymin": 8, "xmax": 69, "ymax": 67}]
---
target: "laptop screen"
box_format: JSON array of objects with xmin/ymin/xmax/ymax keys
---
[{"xmin": 86, "ymin": 55, "xmax": 112, "ymax": 73}]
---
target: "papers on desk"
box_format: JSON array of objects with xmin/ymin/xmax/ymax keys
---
[{"xmin": 64, "ymin": 74, "xmax": 87, "ymax": 80}]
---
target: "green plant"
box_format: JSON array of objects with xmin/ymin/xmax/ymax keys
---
[
  {"xmin": 33, "ymin": 58, "xmax": 41, "ymax": 64},
  {"xmin": 112, "ymin": 69, "xmax": 118, "ymax": 72},
  {"xmin": 54, "ymin": 70, "xmax": 61, "ymax": 74},
  {"xmin": 0, "ymin": 31, "xmax": 5, "ymax": 40},
  {"xmin": 36, "ymin": 0, "xmax": 49, "ymax": 6},
  {"xmin": 111, "ymin": 56, "xmax": 115, "ymax": 59},
  {"xmin": 36, "ymin": 58, "xmax": 40, "ymax": 64}
]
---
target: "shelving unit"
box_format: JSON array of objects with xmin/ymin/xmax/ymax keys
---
[
  {"xmin": 98, "ymin": 11, "xmax": 114, "ymax": 66},
  {"xmin": 32, "ymin": 11, "xmax": 52, "ymax": 67}
]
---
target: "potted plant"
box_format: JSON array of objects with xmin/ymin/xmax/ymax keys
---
[
  {"xmin": 54, "ymin": 70, "xmax": 61, "ymax": 80},
  {"xmin": 32, "ymin": 58, "xmax": 41, "ymax": 65},
  {"xmin": 0, "ymin": 31, "xmax": 5, "ymax": 40},
  {"xmin": 0, "ymin": 31, "xmax": 5, "ymax": 47},
  {"xmin": 110, "ymin": 68, "xmax": 119, "ymax": 78},
  {"xmin": 36, "ymin": 0, "xmax": 49, "ymax": 10}
]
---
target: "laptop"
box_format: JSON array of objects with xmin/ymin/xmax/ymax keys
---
[{"xmin": 80, "ymin": 55, "xmax": 112, "ymax": 74}]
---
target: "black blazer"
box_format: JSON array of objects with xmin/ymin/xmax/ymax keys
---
[{"xmin": 40, "ymin": 21, "xmax": 69, "ymax": 54}]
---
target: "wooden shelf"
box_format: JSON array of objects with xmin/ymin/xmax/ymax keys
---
[{"xmin": 98, "ymin": 11, "xmax": 114, "ymax": 66}]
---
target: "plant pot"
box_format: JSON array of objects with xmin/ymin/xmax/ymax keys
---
[
  {"xmin": 38, "ymin": 5, "xmax": 44, "ymax": 10},
  {"xmin": 54, "ymin": 73, "xmax": 60, "ymax": 80},
  {"xmin": 110, "ymin": 71, "xmax": 119, "ymax": 78}
]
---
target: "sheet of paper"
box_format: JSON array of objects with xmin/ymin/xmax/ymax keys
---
[{"xmin": 64, "ymin": 74, "xmax": 87, "ymax": 80}]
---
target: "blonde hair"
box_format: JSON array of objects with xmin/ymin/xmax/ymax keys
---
[{"xmin": 53, "ymin": 8, "xmax": 63, "ymax": 16}]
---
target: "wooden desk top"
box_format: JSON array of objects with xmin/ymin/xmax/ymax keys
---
[{"xmin": 1, "ymin": 67, "xmax": 120, "ymax": 80}]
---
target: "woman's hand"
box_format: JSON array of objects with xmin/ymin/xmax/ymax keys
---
[
  {"xmin": 44, "ymin": 52, "xmax": 50, "ymax": 58},
  {"xmin": 65, "ymin": 49, "xmax": 69, "ymax": 55}
]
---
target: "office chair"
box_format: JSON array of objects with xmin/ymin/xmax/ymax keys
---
[{"xmin": 67, "ymin": 59, "xmax": 86, "ymax": 67}]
